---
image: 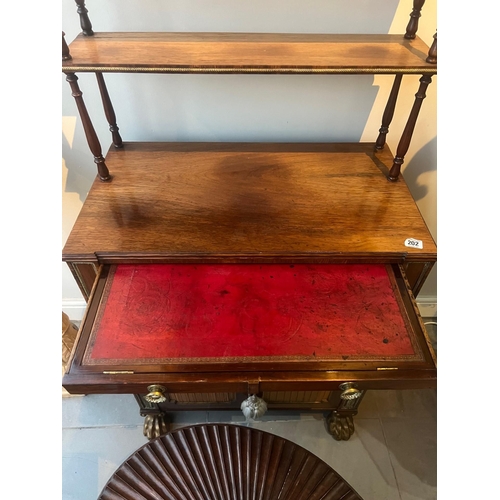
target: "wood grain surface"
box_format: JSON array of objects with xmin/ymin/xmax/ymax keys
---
[
  {"xmin": 62, "ymin": 33, "xmax": 436, "ymax": 74},
  {"xmin": 62, "ymin": 142, "xmax": 437, "ymax": 263},
  {"xmin": 62, "ymin": 369, "xmax": 436, "ymax": 396},
  {"xmin": 97, "ymin": 424, "xmax": 364, "ymax": 500}
]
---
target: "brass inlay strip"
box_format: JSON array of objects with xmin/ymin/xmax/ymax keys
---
[
  {"xmin": 62, "ymin": 66, "xmax": 436, "ymax": 75},
  {"xmin": 103, "ymin": 370, "xmax": 135, "ymax": 374}
]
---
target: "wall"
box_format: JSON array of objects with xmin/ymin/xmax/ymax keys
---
[{"xmin": 62, "ymin": 0, "xmax": 437, "ymax": 317}]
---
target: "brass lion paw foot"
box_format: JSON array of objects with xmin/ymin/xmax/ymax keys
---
[
  {"xmin": 327, "ymin": 412, "xmax": 355, "ymax": 441},
  {"xmin": 143, "ymin": 413, "xmax": 169, "ymax": 440}
]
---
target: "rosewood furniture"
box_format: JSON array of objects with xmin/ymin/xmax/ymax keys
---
[{"xmin": 62, "ymin": 1, "xmax": 437, "ymax": 441}]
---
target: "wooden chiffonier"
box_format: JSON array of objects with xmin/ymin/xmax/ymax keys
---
[{"xmin": 62, "ymin": 1, "xmax": 437, "ymax": 441}]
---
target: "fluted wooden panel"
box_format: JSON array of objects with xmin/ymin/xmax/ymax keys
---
[
  {"xmin": 169, "ymin": 393, "xmax": 236, "ymax": 404},
  {"xmin": 263, "ymin": 391, "xmax": 331, "ymax": 404},
  {"xmin": 99, "ymin": 424, "xmax": 363, "ymax": 500}
]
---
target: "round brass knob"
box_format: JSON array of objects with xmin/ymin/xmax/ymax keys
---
[
  {"xmin": 145, "ymin": 384, "xmax": 167, "ymax": 403},
  {"xmin": 339, "ymin": 382, "xmax": 362, "ymax": 400}
]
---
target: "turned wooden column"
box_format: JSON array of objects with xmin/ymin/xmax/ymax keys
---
[
  {"xmin": 96, "ymin": 73, "xmax": 123, "ymax": 148},
  {"xmin": 65, "ymin": 72, "xmax": 111, "ymax": 181},
  {"xmin": 62, "ymin": 31, "xmax": 71, "ymax": 61},
  {"xmin": 375, "ymin": 74, "xmax": 403, "ymax": 151},
  {"xmin": 75, "ymin": 0, "xmax": 93, "ymax": 36},
  {"xmin": 426, "ymin": 32, "xmax": 437, "ymax": 64},
  {"xmin": 388, "ymin": 74, "xmax": 433, "ymax": 181},
  {"xmin": 405, "ymin": 0, "xmax": 425, "ymax": 39}
]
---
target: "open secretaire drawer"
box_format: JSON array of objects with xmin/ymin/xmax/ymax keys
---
[{"xmin": 63, "ymin": 262, "xmax": 436, "ymax": 400}]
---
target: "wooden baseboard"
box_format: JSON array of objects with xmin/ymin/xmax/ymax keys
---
[
  {"xmin": 62, "ymin": 299, "xmax": 87, "ymax": 321},
  {"xmin": 416, "ymin": 296, "xmax": 437, "ymax": 318}
]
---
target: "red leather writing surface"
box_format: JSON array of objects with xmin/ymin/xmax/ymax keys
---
[{"xmin": 88, "ymin": 264, "xmax": 415, "ymax": 362}]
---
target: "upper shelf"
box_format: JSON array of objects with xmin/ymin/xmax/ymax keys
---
[{"xmin": 62, "ymin": 32, "xmax": 436, "ymax": 74}]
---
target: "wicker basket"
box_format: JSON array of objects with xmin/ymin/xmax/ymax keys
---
[
  {"xmin": 62, "ymin": 312, "xmax": 82, "ymax": 397},
  {"xmin": 62, "ymin": 311, "xmax": 78, "ymax": 366}
]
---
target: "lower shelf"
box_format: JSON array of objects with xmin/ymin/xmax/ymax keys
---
[{"xmin": 62, "ymin": 141, "xmax": 437, "ymax": 262}]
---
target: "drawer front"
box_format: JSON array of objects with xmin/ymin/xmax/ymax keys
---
[{"xmin": 63, "ymin": 263, "xmax": 436, "ymax": 394}]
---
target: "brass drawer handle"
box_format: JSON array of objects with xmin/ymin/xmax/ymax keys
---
[
  {"xmin": 339, "ymin": 382, "xmax": 362, "ymax": 400},
  {"xmin": 145, "ymin": 384, "xmax": 167, "ymax": 403}
]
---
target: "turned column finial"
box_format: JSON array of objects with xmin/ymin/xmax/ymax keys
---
[
  {"xmin": 65, "ymin": 72, "xmax": 111, "ymax": 181},
  {"xmin": 75, "ymin": 0, "xmax": 94, "ymax": 36},
  {"xmin": 426, "ymin": 32, "xmax": 437, "ymax": 64},
  {"xmin": 62, "ymin": 31, "xmax": 72, "ymax": 61},
  {"xmin": 375, "ymin": 74, "xmax": 403, "ymax": 151},
  {"xmin": 96, "ymin": 73, "xmax": 123, "ymax": 148},
  {"xmin": 404, "ymin": 0, "xmax": 425, "ymax": 39},
  {"xmin": 388, "ymin": 74, "xmax": 433, "ymax": 181}
]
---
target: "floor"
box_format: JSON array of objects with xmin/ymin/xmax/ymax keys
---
[{"xmin": 62, "ymin": 322, "xmax": 437, "ymax": 500}]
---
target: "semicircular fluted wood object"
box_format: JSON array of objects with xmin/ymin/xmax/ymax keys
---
[{"xmin": 98, "ymin": 424, "xmax": 364, "ymax": 500}]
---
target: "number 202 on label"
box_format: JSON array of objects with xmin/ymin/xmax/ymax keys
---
[{"xmin": 404, "ymin": 238, "xmax": 423, "ymax": 249}]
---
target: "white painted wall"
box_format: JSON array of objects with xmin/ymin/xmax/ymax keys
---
[{"xmin": 62, "ymin": 0, "xmax": 437, "ymax": 313}]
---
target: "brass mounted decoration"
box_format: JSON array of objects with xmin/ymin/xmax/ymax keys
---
[
  {"xmin": 327, "ymin": 382, "xmax": 366, "ymax": 441},
  {"xmin": 241, "ymin": 395, "xmax": 268, "ymax": 420},
  {"xmin": 328, "ymin": 414, "xmax": 356, "ymax": 441},
  {"xmin": 339, "ymin": 382, "xmax": 363, "ymax": 402},
  {"xmin": 143, "ymin": 413, "xmax": 169, "ymax": 440},
  {"xmin": 144, "ymin": 384, "xmax": 167, "ymax": 404}
]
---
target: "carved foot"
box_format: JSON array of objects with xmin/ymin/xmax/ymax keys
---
[
  {"xmin": 326, "ymin": 382, "xmax": 365, "ymax": 440},
  {"xmin": 143, "ymin": 413, "xmax": 169, "ymax": 440},
  {"xmin": 327, "ymin": 412, "xmax": 355, "ymax": 441}
]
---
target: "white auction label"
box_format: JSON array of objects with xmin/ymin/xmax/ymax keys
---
[{"xmin": 404, "ymin": 238, "xmax": 423, "ymax": 249}]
